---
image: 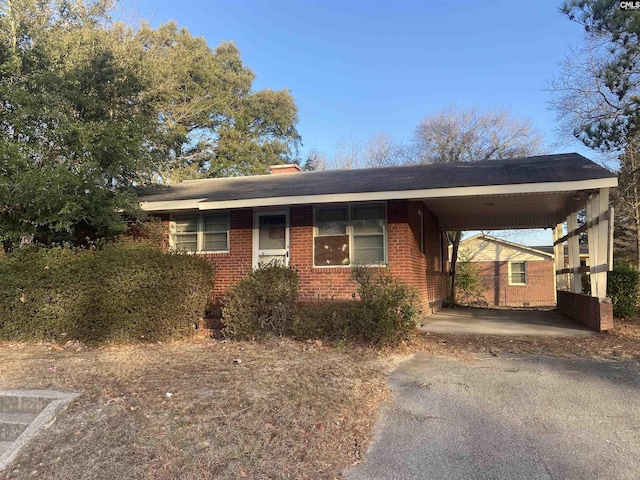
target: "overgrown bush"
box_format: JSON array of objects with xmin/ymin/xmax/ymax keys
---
[
  {"xmin": 608, "ymin": 263, "xmax": 639, "ymax": 318},
  {"xmin": 222, "ymin": 262, "xmax": 299, "ymax": 339},
  {"xmin": 0, "ymin": 240, "xmax": 214, "ymax": 344},
  {"xmin": 292, "ymin": 301, "xmax": 357, "ymax": 341},
  {"xmin": 348, "ymin": 267, "xmax": 419, "ymax": 346}
]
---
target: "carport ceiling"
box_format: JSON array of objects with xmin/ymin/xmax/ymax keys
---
[{"xmin": 424, "ymin": 191, "xmax": 589, "ymax": 231}]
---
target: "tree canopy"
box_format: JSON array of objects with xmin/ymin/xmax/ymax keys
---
[{"xmin": 0, "ymin": 0, "xmax": 300, "ymax": 246}]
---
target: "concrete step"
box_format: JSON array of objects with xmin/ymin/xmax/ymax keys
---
[
  {"xmin": 0, "ymin": 442, "xmax": 12, "ymax": 457},
  {"xmin": 0, "ymin": 390, "xmax": 79, "ymax": 472},
  {"xmin": 0, "ymin": 395, "xmax": 50, "ymax": 414},
  {"xmin": 0, "ymin": 413, "xmax": 37, "ymax": 442}
]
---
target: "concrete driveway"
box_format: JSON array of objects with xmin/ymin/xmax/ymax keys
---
[
  {"xmin": 346, "ymin": 354, "xmax": 640, "ymax": 480},
  {"xmin": 419, "ymin": 308, "xmax": 595, "ymax": 337}
]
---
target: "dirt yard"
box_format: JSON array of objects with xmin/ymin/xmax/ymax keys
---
[
  {"xmin": 1, "ymin": 318, "xmax": 639, "ymax": 479},
  {"xmin": 0, "ymin": 338, "xmax": 389, "ymax": 480}
]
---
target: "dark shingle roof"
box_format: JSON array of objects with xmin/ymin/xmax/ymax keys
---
[
  {"xmin": 533, "ymin": 245, "xmax": 590, "ymax": 255},
  {"xmin": 139, "ymin": 153, "xmax": 615, "ymax": 204}
]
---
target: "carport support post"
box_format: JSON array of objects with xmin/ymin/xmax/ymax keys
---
[
  {"xmin": 586, "ymin": 188, "xmax": 610, "ymax": 298},
  {"xmin": 553, "ymin": 223, "xmax": 565, "ymax": 294},
  {"xmin": 567, "ymin": 212, "xmax": 581, "ymax": 294}
]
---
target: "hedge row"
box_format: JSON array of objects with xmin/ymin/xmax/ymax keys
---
[{"xmin": 0, "ymin": 241, "xmax": 214, "ymax": 344}]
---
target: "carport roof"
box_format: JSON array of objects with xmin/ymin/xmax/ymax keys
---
[{"xmin": 139, "ymin": 153, "xmax": 616, "ymax": 229}]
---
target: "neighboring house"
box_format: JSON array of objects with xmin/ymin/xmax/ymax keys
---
[
  {"xmin": 534, "ymin": 244, "xmax": 590, "ymax": 293},
  {"xmin": 139, "ymin": 153, "xmax": 617, "ymax": 327},
  {"xmin": 456, "ymin": 234, "xmax": 556, "ymax": 307}
]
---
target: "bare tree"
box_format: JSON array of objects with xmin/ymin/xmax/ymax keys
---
[
  {"xmin": 548, "ymin": 37, "xmax": 639, "ymax": 152},
  {"xmin": 333, "ymin": 135, "xmax": 363, "ymax": 170},
  {"xmin": 613, "ymin": 142, "xmax": 640, "ymax": 266},
  {"xmin": 413, "ymin": 106, "xmax": 544, "ymax": 303},
  {"xmin": 362, "ymin": 131, "xmax": 410, "ymax": 168},
  {"xmin": 548, "ymin": 3, "xmax": 640, "ymax": 265},
  {"xmin": 414, "ymin": 106, "xmax": 544, "ymax": 164}
]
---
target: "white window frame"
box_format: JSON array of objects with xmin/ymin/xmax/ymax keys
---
[
  {"xmin": 170, "ymin": 212, "xmax": 230, "ymax": 253},
  {"xmin": 508, "ymin": 261, "xmax": 527, "ymax": 286},
  {"xmin": 313, "ymin": 202, "xmax": 387, "ymax": 267}
]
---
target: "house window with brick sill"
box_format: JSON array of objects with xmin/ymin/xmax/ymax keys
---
[
  {"xmin": 313, "ymin": 203, "xmax": 386, "ymax": 266},
  {"xmin": 508, "ymin": 261, "xmax": 527, "ymax": 285},
  {"xmin": 170, "ymin": 212, "xmax": 229, "ymax": 253}
]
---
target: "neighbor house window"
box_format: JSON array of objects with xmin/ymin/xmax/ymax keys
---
[
  {"xmin": 171, "ymin": 212, "xmax": 229, "ymax": 253},
  {"xmin": 313, "ymin": 203, "xmax": 386, "ymax": 266},
  {"xmin": 509, "ymin": 261, "xmax": 527, "ymax": 285}
]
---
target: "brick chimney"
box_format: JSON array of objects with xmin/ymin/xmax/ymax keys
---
[{"xmin": 269, "ymin": 164, "xmax": 301, "ymax": 174}]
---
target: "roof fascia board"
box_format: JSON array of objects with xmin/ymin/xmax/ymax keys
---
[
  {"xmin": 140, "ymin": 177, "xmax": 618, "ymax": 212},
  {"xmin": 140, "ymin": 199, "xmax": 206, "ymax": 211}
]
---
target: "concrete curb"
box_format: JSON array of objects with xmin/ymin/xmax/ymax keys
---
[{"xmin": 0, "ymin": 390, "xmax": 80, "ymax": 471}]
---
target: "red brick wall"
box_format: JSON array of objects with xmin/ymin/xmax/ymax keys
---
[
  {"xmin": 472, "ymin": 260, "xmax": 555, "ymax": 307},
  {"xmin": 557, "ymin": 290, "xmax": 613, "ymax": 331},
  {"xmin": 386, "ymin": 200, "xmax": 446, "ymax": 315},
  {"xmin": 163, "ymin": 201, "xmax": 447, "ymax": 314},
  {"xmin": 289, "ymin": 201, "xmax": 446, "ymax": 315},
  {"xmin": 197, "ymin": 208, "xmax": 253, "ymax": 303}
]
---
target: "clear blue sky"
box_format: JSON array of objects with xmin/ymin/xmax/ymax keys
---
[{"xmin": 121, "ymin": 0, "xmax": 594, "ymax": 245}]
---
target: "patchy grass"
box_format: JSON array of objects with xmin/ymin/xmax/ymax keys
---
[
  {"xmin": 0, "ymin": 338, "xmax": 389, "ymax": 480},
  {"xmin": 2, "ymin": 317, "xmax": 639, "ymax": 479}
]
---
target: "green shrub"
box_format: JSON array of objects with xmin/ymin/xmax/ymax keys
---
[
  {"xmin": 292, "ymin": 301, "xmax": 356, "ymax": 341},
  {"xmin": 348, "ymin": 267, "xmax": 419, "ymax": 346},
  {"xmin": 608, "ymin": 263, "xmax": 639, "ymax": 318},
  {"xmin": 222, "ymin": 262, "xmax": 299, "ymax": 339},
  {"xmin": 0, "ymin": 241, "xmax": 214, "ymax": 344},
  {"xmin": 454, "ymin": 250, "xmax": 485, "ymax": 305}
]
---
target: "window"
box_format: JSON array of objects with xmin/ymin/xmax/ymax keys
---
[
  {"xmin": 171, "ymin": 212, "xmax": 229, "ymax": 252},
  {"xmin": 314, "ymin": 203, "xmax": 386, "ymax": 266},
  {"xmin": 173, "ymin": 216, "xmax": 198, "ymax": 252},
  {"xmin": 509, "ymin": 261, "xmax": 527, "ymax": 285}
]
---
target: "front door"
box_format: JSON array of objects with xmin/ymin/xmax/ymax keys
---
[{"xmin": 254, "ymin": 211, "xmax": 289, "ymax": 267}]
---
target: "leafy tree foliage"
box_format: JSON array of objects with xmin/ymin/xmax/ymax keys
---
[
  {"xmin": 0, "ymin": 0, "xmax": 152, "ymax": 246},
  {"xmin": 0, "ymin": 0, "xmax": 301, "ymax": 247}
]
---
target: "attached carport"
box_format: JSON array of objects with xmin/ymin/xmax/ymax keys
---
[{"xmin": 417, "ymin": 153, "xmax": 617, "ymax": 331}]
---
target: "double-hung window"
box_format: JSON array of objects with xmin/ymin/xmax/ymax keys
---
[
  {"xmin": 171, "ymin": 212, "xmax": 229, "ymax": 253},
  {"xmin": 314, "ymin": 203, "xmax": 386, "ymax": 266},
  {"xmin": 508, "ymin": 261, "xmax": 527, "ymax": 285}
]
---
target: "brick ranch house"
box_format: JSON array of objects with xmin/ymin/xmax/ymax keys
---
[
  {"xmin": 456, "ymin": 234, "xmax": 592, "ymax": 308},
  {"xmin": 456, "ymin": 234, "xmax": 557, "ymax": 307},
  {"xmin": 139, "ymin": 153, "xmax": 618, "ymax": 330}
]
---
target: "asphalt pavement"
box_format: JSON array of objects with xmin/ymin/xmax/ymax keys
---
[{"xmin": 346, "ymin": 354, "xmax": 640, "ymax": 480}]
